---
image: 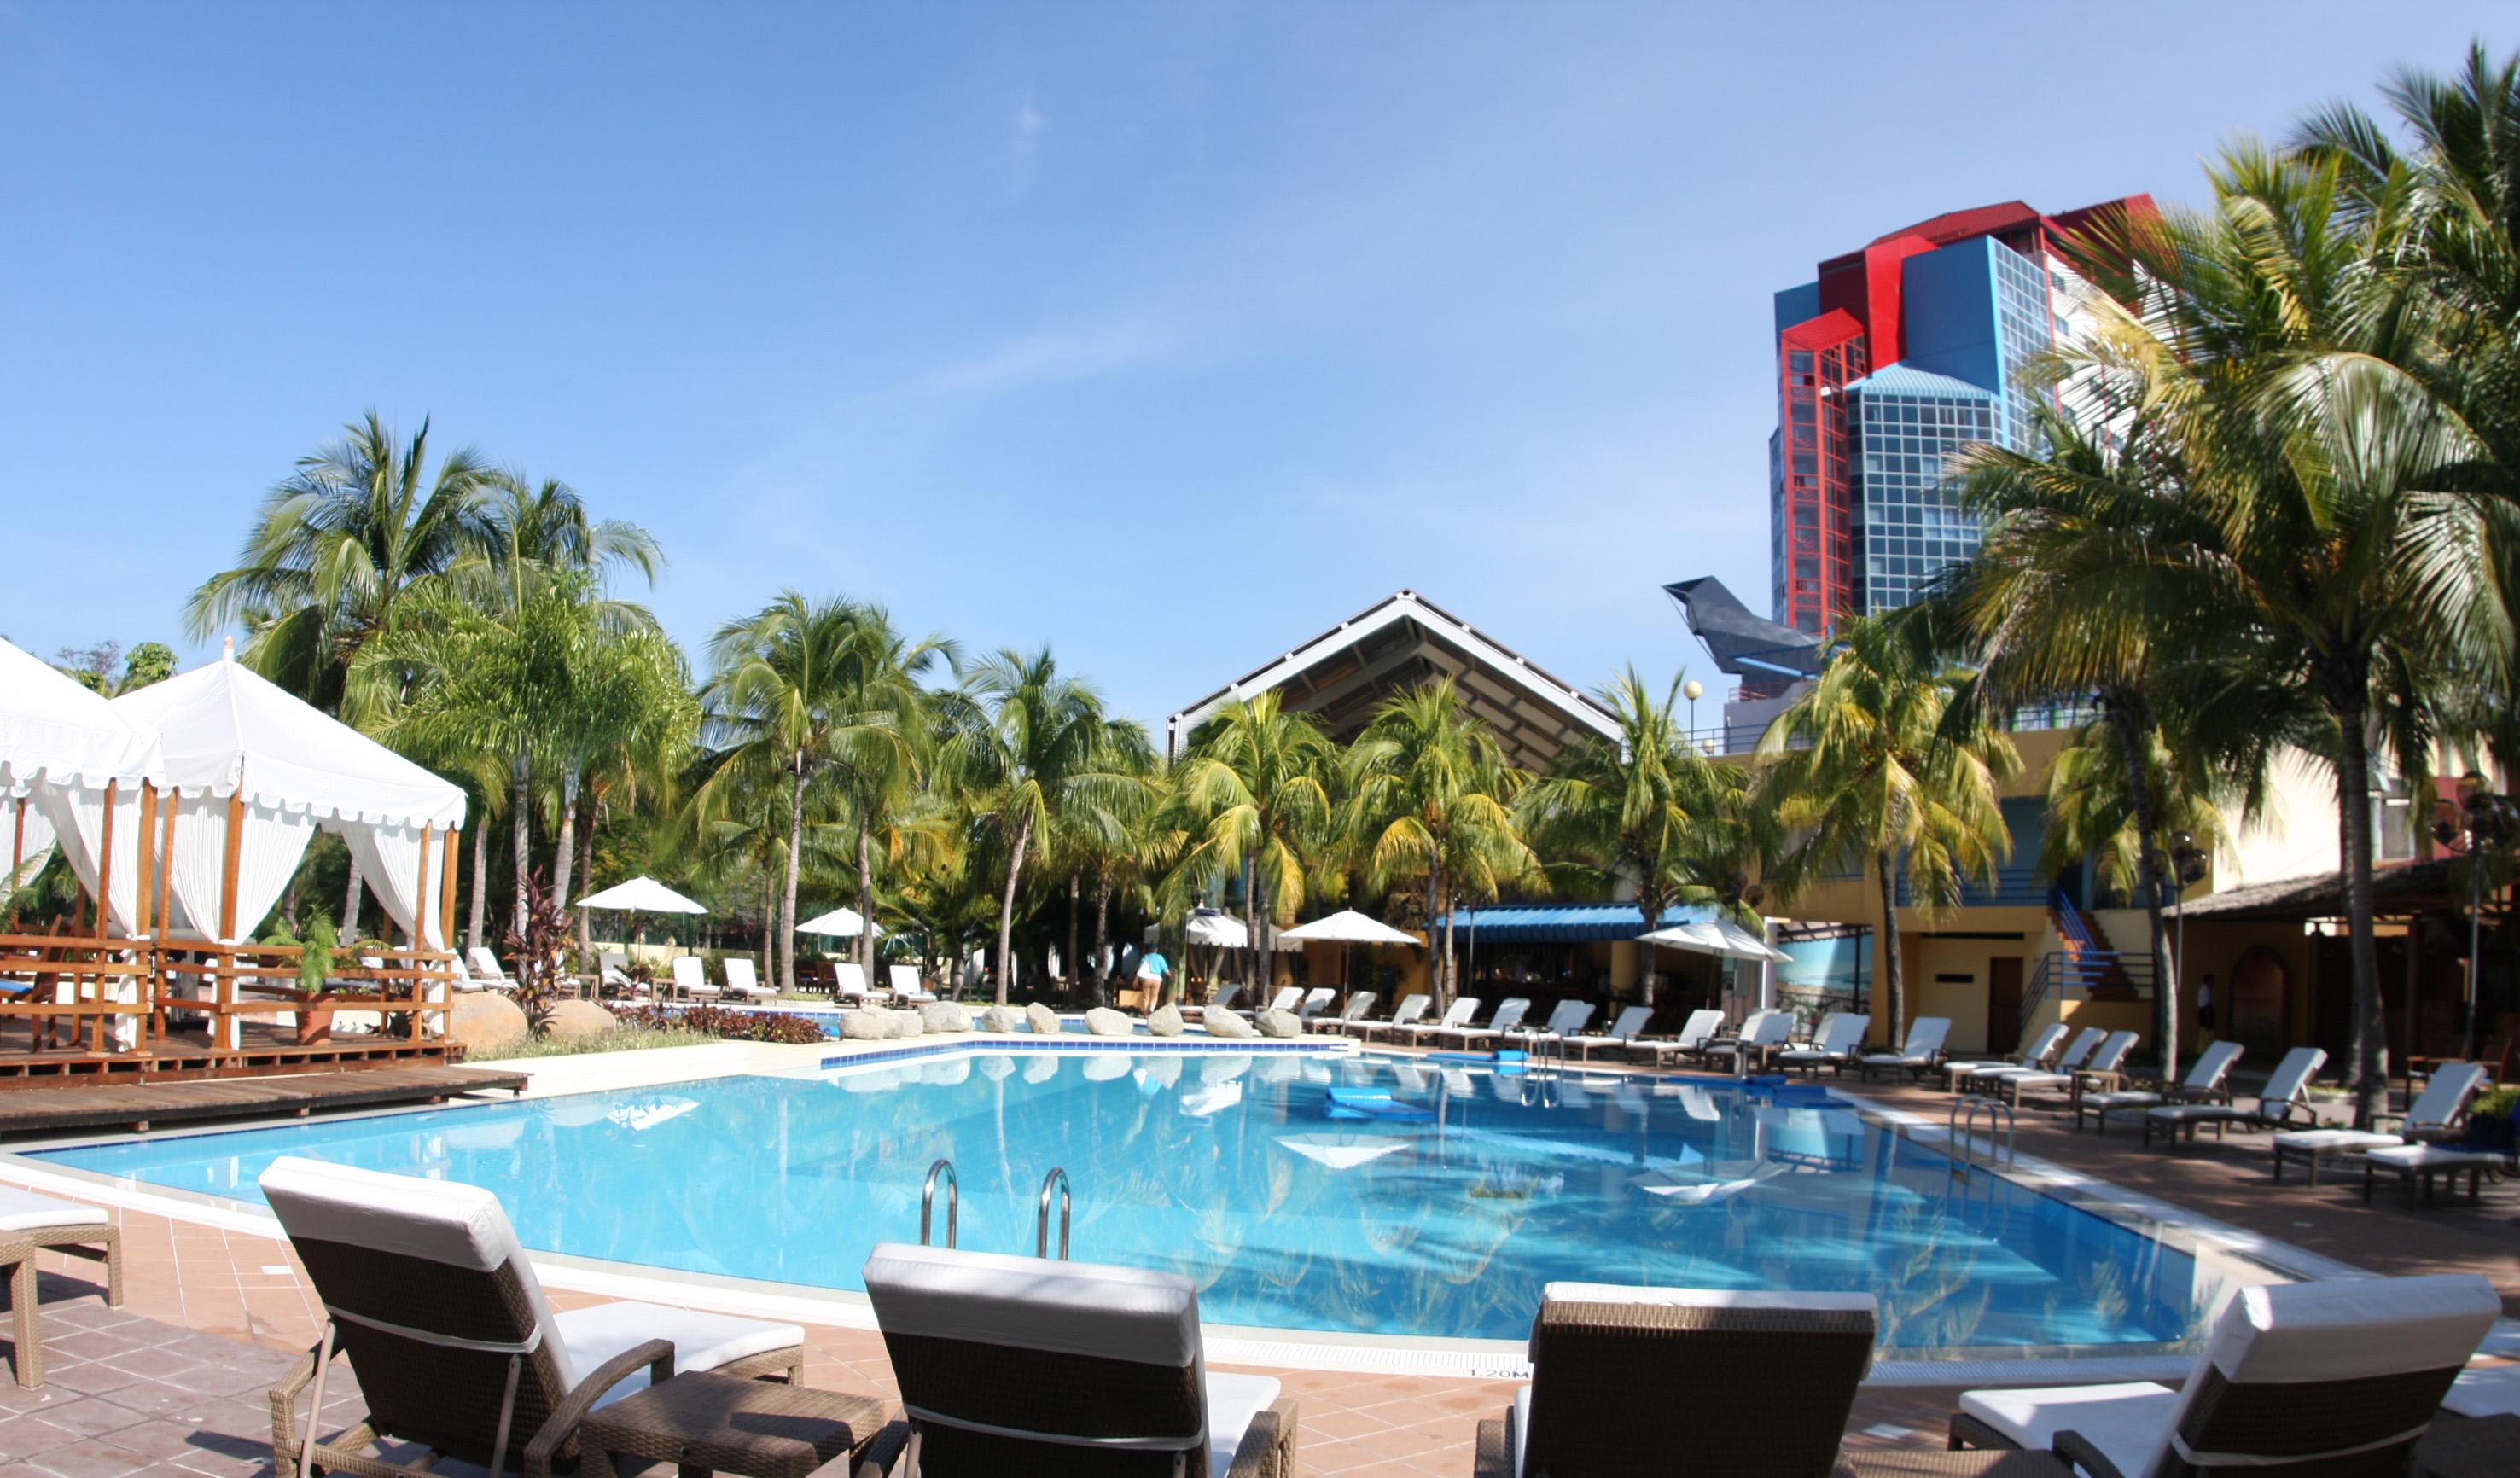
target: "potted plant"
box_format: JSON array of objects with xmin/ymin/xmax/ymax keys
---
[
  {"xmin": 2464, "ymin": 1085, "xmax": 2517, "ymax": 1155},
  {"xmin": 294, "ymin": 913, "xmax": 340, "ymax": 1044}
]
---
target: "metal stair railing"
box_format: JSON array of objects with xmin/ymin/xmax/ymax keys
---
[{"xmin": 920, "ymin": 1159, "xmax": 958, "ymax": 1248}]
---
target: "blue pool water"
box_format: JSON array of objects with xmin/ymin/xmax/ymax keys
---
[{"xmin": 34, "ymin": 1050, "xmax": 2214, "ymax": 1352}]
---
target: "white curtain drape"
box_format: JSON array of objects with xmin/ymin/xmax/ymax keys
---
[
  {"xmin": 33, "ymin": 778, "xmax": 147, "ymax": 934},
  {"xmin": 1, "ymin": 793, "xmax": 59, "ymax": 906},
  {"xmin": 164, "ymin": 792, "xmax": 317, "ymax": 945},
  {"xmin": 343, "ymin": 820, "xmax": 443, "ymax": 949}
]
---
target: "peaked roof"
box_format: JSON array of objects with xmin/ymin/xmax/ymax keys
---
[
  {"xmin": 1844, "ymin": 363, "xmax": 1997, "ymax": 398},
  {"xmin": 1167, "ymin": 591, "xmax": 1618, "ymax": 773},
  {"xmin": 112, "ymin": 657, "xmax": 466, "ymax": 829},
  {"xmin": 0, "ymin": 638, "xmax": 164, "ymax": 795}
]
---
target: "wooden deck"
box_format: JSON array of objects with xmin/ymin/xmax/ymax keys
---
[{"xmin": 0, "ymin": 1062, "xmax": 528, "ymax": 1138}]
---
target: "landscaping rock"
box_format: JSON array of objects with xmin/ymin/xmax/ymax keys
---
[
  {"xmin": 1026, "ymin": 1003, "xmax": 1064, "ymax": 1036},
  {"xmin": 1147, "ymin": 1004, "xmax": 1185, "ymax": 1037},
  {"xmin": 542, "ymin": 999, "xmax": 618, "ymax": 1042},
  {"xmin": 450, "ymin": 992, "xmax": 529, "ymax": 1055},
  {"xmin": 888, "ymin": 1010, "xmax": 926, "ymax": 1039},
  {"xmin": 1202, "ymin": 1005, "xmax": 1258, "ymax": 1039},
  {"xmin": 978, "ymin": 1005, "xmax": 1024, "ymax": 1033},
  {"xmin": 919, "ymin": 1002, "xmax": 971, "ymax": 1033},
  {"xmin": 1085, "ymin": 1007, "xmax": 1134, "ymax": 1038},
  {"xmin": 840, "ymin": 1010, "xmax": 889, "ymax": 1040},
  {"xmin": 1254, "ymin": 1008, "xmax": 1301, "ymax": 1039}
]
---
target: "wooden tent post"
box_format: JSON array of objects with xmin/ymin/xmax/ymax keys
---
[
  {"xmin": 155, "ymin": 795, "xmax": 177, "ymax": 1046},
  {"xmin": 411, "ymin": 826, "xmax": 434, "ymax": 1041},
  {"xmin": 136, "ymin": 784, "xmax": 158, "ymax": 936},
  {"xmin": 440, "ymin": 829, "xmax": 461, "ymax": 955},
  {"xmin": 218, "ymin": 794, "xmax": 244, "ymax": 1053},
  {"xmin": 92, "ymin": 782, "xmax": 117, "ymax": 1054}
]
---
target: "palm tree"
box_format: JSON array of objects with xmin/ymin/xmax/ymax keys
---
[
  {"xmin": 938, "ymin": 648, "xmax": 1141, "ymax": 1004},
  {"xmin": 826, "ymin": 612, "xmax": 956, "ymax": 980},
  {"xmin": 1056, "ymin": 722, "xmax": 1161, "ymax": 1002},
  {"xmin": 1344, "ymin": 679, "xmax": 1534, "ymax": 1002},
  {"xmin": 701, "ymin": 594, "xmax": 930, "ymax": 994},
  {"xmin": 1161, "ymin": 693, "xmax": 1336, "ymax": 990},
  {"xmin": 1757, "ymin": 619, "xmax": 2019, "ymax": 1039},
  {"xmin": 1519, "ymin": 669, "xmax": 1765, "ymax": 1004}
]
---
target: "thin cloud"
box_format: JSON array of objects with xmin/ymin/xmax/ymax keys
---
[
  {"xmin": 1009, "ymin": 93, "xmax": 1047, "ymax": 193},
  {"xmin": 926, "ymin": 317, "xmax": 1178, "ymax": 397}
]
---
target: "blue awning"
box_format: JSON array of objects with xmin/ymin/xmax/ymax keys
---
[{"xmin": 1427, "ymin": 902, "xmax": 1715, "ymax": 943}]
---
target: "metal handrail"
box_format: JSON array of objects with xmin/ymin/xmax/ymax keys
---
[
  {"xmin": 920, "ymin": 1158, "xmax": 958, "ymax": 1248},
  {"xmin": 1946, "ymin": 1097, "xmax": 2017, "ymax": 1177},
  {"xmin": 1036, "ymin": 1167, "xmax": 1072, "ymax": 1260}
]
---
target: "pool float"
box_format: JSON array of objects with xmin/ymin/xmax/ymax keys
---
[{"xmin": 1324, "ymin": 1088, "xmax": 1436, "ymax": 1122}]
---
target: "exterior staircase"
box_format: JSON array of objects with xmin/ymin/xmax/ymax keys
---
[{"xmin": 2021, "ymin": 887, "xmax": 2157, "ymax": 1035}]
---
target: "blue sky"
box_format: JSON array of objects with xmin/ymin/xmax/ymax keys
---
[{"xmin": 3, "ymin": 3, "xmax": 2506, "ymax": 729}]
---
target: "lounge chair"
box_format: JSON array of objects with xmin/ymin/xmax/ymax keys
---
[
  {"xmin": 2077, "ymin": 1040, "xmax": 2244, "ymax": 1132},
  {"xmin": 1637, "ymin": 1007, "xmax": 1727, "ymax": 1067},
  {"xmin": 1293, "ymin": 986, "xmax": 1337, "ymax": 1022},
  {"xmin": 719, "ymin": 957, "xmax": 774, "ymax": 1001},
  {"xmin": 1508, "ymin": 999, "xmax": 1596, "ymax": 1050},
  {"xmin": 670, "ymin": 954, "xmax": 720, "ymax": 1004},
  {"xmin": 1358, "ymin": 993, "xmax": 1432, "ymax": 1042},
  {"xmin": 594, "ymin": 950, "xmax": 635, "ymax": 998},
  {"xmin": 1697, "ymin": 1010, "xmax": 1797, "ymax": 1074},
  {"xmin": 1398, "ymin": 996, "xmax": 1482, "ymax": 1046},
  {"xmin": 1950, "ymin": 1272, "xmax": 2500, "ymax": 1478},
  {"xmin": 1470, "ymin": 1284, "xmax": 1876, "ymax": 1478},
  {"xmin": 1241, "ymin": 986, "xmax": 1304, "ymax": 1020},
  {"xmin": 1312, "ymin": 992, "xmax": 1376, "ymax": 1033},
  {"xmin": 2270, "ymin": 1060, "xmax": 2488, "ymax": 1184},
  {"xmin": 834, "ymin": 962, "xmax": 885, "ymax": 1005},
  {"xmin": 1856, "ymin": 1016, "xmax": 1951, "ymax": 1081},
  {"xmin": 1961, "ymin": 1027, "xmax": 2102, "ymax": 1096},
  {"xmin": 1941, "ymin": 1022, "xmax": 2071, "ymax": 1092},
  {"xmin": 888, "ymin": 964, "xmax": 937, "ymax": 1004},
  {"xmin": 259, "ymin": 1156, "xmax": 818, "ymax": 1478},
  {"xmin": 1444, "ymin": 998, "xmax": 1533, "ymax": 1050},
  {"xmin": 1, "ymin": 1187, "xmax": 122, "ymax": 1388},
  {"xmin": 2143, "ymin": 1045, "xmax": 2326, "ymax": 1148},
  {"xmin": 465, "ymin": 946, "xmax": 515, "ymax": 988},
  {"xmin": 2004, "ymin": 1029, "xmax": 2138, "ymax": 1107},
  {"xmin": 1563, "ymin": 1004, "xmax": 1654, "ymax": 1062},
  {"xmin": 1207, "ymin": 982, "xmax": 1243, "ymax": 1012},
  {"xmin": 861, "ymin": 1242, "xmax": 1298, "ymax": 1476},
  {"xmin": 2361, "ymin": 1140, "xmax": 2507, "ymax": 1203},
  {"xmin": 1775, "ymin": 1012, "xmax": 1871, "ymax": 1075}
]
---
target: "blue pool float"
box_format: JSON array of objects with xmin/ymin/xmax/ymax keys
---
[{"xmin": 1324, "ymin": 1088, "xmax": 1436, "ymax": 1122}]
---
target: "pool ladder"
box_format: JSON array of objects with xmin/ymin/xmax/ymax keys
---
[
  {"xmin": 1944, "ymin": 1097, "xmax": 2017, "ymax": 1181},
  {"xmin": 919, "ymin": 1158, "xmax": 1074, "ymax": 1260}
]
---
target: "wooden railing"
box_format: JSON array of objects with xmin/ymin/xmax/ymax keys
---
[
  {"xmin": 0, "ymin": 931, "xmax": 158, "ymax": 1055},
  {"xmin": 2, "ymin": 935, "xmax": 457, "ymax": 1059},
  {"xmin": 156, "ymin": 942, "xmax": 457, "ymax": 1046}
]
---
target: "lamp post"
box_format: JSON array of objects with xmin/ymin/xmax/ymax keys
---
[
  {"xmin": 1684, "ymin": 679, "xmax": 1704, "ymax": 751},
  {"xmin": 2436, "ymin": 772, "xmax": 2515, "ymax": 1062},
  {"xmin": 2165, "ymin": 830, "xmax": 2209, "ymax": 1083}
]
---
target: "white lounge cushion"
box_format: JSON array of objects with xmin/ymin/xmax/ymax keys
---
[
  {"xmin": 260, "ymin": 1156, "xmax": 525, "ymax": 1273},
  {"xmin": 2366, "ymin": 1143, "xmax": 2505, "ymax": 1171},
  {"xmin": 2002, "ymin": 1072, "xmax": 2075, "ymax": 1093},
  {"xmin": 1959, "ymin": 1381, "xmax": 2178, "ymax": 1478},
  {"xmin": 2446, "ymin": 1365, "xmax": 2520, "ymax": 1418},
  {"xmin": 863, "ymin": 1242, "xmax": 1202, "ymax": 1366},
  {"xmin": 2082, "ymin": 1091, "xmax": 2163, "ymax": 1112},
  {"xmin": 0, "ymin": 1186, "xmax": 109, "ymax": 1232},
  {"xmin": 2272, "ymin": 1129, "xmax": 2399, "ymax": 1153},
  {"xmin": 1202, "ymin": 1370, "xmax": 1283, "ymax": 1477},
  {"xmin": 553, "ymin": 1301, "xmax": 806, "ymax": 1410},
  {"xmin": 1541, "ymin": 1283, "xmax": 1877, "ymax": 1316},
  {"xmin": 2146, "ymin": 1102, "xmax": 2244, "ymax": 1124}
]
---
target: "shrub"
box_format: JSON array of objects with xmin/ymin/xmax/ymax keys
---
[
  {"xmin": 2472, "ymin": 1085, "xmax": 2519, "ymax": 1123},
  {"xmin": 489, "ymin": 1025, "xmax": 721, "ymax": 1058},
  {"xmin": 613, "ymin": 1004, "xmax": 827, "ymax": 1045}
]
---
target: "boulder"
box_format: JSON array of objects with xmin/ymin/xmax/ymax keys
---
[
  {"xmin": 1202, "ymin": 1005, "xmax": 1258, "ymax": 1039},
  {"xmin": 919, "ymin": 1002, "xmax": 972, "ymax": 1034},
  {"xmin": 1254, "ymin": 1008, "xmax": 1302, "ymax": 1039},
  {"xmin": 1147, "ymin": 1004, "xmax": 1185, "ymax": 1038},
  {"xmin": 978, "ymin": 1005, "xmax": 1024, "ymax": 1033},
  {"xmin": 1026, "ymin": 1003, "xmax": 1064, "ymax": 1036},
  {"xmin": 542, "ymin": 999, "xmax": 618, "ymax": 1042},
  {"xmin": 450, "ymin": 992, "xmax": 529, "ymax": 1056},
  {"xmin": 1085, "ymin": 1007, "xmax": 1134, "ymax": 1038},
  {"xmin": 888, "ymin": 1010, "xmax": 926, "ymax": 1039},
  {"xmin": 840, "ymin": 1010, "xmax": 889, "ymax": 1040}
]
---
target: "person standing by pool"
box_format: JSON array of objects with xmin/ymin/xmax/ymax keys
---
[{"xmin": 1136, "ymin": 950, "xmax": 1172, "ymax": 1008}]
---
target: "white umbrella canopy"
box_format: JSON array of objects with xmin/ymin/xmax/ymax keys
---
[
  {"xmin": 1183, "ymin": 910, "xmax": 1248, "ymax": 947},
  {"xmin": 796, "ymin": 905, "xmax": 883, "ymax": 938},
  {"xmin": 1280, "ymin": 909, "xmax": 1422, "ymax": 946},
  {"xmin": 578, "ymin": 876, "xmax": 707, "ymax": 914},
  {"xmin": 1637, "ymin": 919, "xmax": 1790, "ymax": 963}
]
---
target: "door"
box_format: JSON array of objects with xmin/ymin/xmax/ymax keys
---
[
  {"xmin": 1986, "ymin": 956, "xmax": 2024, "ymax": 1055},
  {"xmin": 2229, "ymin": 947, "xmax": 2289, "ymax": 1056}
]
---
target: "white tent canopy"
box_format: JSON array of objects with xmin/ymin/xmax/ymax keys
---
[
  {"xmin": 1638, "ymin": 918, "xmax": 1790, "ymax": 963},
  {"xmin": 579, "ymin": 876, "xmax": 707, "ymax": 915},
  {"xmin": 1279, "ymin": 910, "xmax": 1421, "ymax": 946},
  {"xmin": 796, "ymin": 905, "xmax": 882, "ymax": 937},
  {"xmin": 109, "ymin": 656, "xmax": 467, "ymax": 948},
  {"xmin": 0, "ymin": 639, "xmax": 165, "ymax": 922}
]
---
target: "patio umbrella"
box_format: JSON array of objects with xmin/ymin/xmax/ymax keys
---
[
  {"xmin": 1636, "ymin": 919, "xmax": 1789, "ymax": 963},
  {"xmin": 576, "ymin": 876, "xmax": 706, "ymax": 962},
  {"xmin": 1280, "ymin": 909, "xmax": 1421, "ymax": 992},
  {"xmin": 796, "ymin": 906, "xmax": 885, "ymax": 938}
]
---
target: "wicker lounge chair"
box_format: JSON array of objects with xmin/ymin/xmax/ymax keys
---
[
  {"xmin": 1444, "ymin": 998, "xmax": 1533, "ymax": 1049},
  {"xmin": 861, "ymin": 1241, "xmax": 1298, "ymax": 1477},
  {"xmin": 2076, "ymin": 1040, "xmax": 2243, "ymax": 1132},
  {"xmin": 1858, "ymin": 1016, "xmax": 1951, "ymax": 1081},
  {"xmin": 0, "ymin": 1187, "xmax": 122, "ymax": 1388},
  {"xmin": 1399, "ymin": 996, "xmax": 1482, "ymax": 1045},
  {"xmin": 1470, "ymin": 1284, "xmax": 1876, "ymax": 1477},
  {"xmin": 1637, "ymin": 1007, "xmax": 1727, "ymax": 1066},
  {"xmin": 1941, "ymin": 1022, "xmax": 2072, "ymax": 1093},
  {"xmin": 1775, "ymin": 1011, "xmax": 1871, "ymax": 1075},
  {"xmin": 2005, "ymin": 1030, "xmax": 2137, "ymax": 1108},
  {"xmin": 1563, "ymin": 1004, "xmax": 1654, "ymax": 1062},
  {"xmin": 1357, "ymin": 993, "xmax": 1432, "ymax": 1042},
  {"xmin": 259, "ymin": 1156, "xmax": 820, "ymax": 1478},
  {"xmin": 2142, "ymin": 1046, "xmax": 2326, "ymax": 1148},
  {"xmin": 2270, "ymin": 1061, "xmax": 2487, "ymax": 1183},
  {"xmin": 1314, "ymin": 992, "xmax": 1377, "ymax": 1033},
  {"xmin": 1950, "ymin": 1272, "xmax": 2500, "ymax": 1478}
]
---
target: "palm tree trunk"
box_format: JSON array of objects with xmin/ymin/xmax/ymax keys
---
[
  {"xmin": 574, "ymin": 788, "xmax": 597, "ymax": 965},
  {"xmin": 2331, "ymin": 684, "xmax": 2389, "ymax": 1127},
  {"xmin": 1635, "ymin": 884, "xmax": 1661, "ymax": 1007},
  {"xmin": 1877, "ymin": 846, "xmax": 1904, "ymax": 1044},
  {"xmin": 759, "ymin": 873, "xmax": 774, "ymax": 988},
  {"xmin": 1067, "ymin": 870, "xmax": 1081, "ymax": 996},
  {"xmin": 994, "ymin": 815, "xmax": 1033, "ymax": 1005},
  {"xmin": 1423, "ymin": 864, "xmax": 1441, "ymax": 1001},
  {"xmin": 782, "ymin": 761, "xmax": 807, "ymax": 997},
  {"xmin": 342, "ymin": 857, "xmax": 364, "ymax": 940},
  {"xmin": 510, "ymin": 761, "xmax": 532, "ymax": 928},
  {"xmin": 1436, "ymin": 861, "xmax": 1456, "ymax": 1007},
  {"xmin": 856, "ymin": 819, "xmax": 877, "ymax": 978},
  {"xmin": 2105, "ymin": 692, "xmax": 2177, "ymax": 1081},
  {"xmin": 468, "ymin": 818, "xmax": 492, "ymax": 954},
  {"xmin": 551, "ymin": 771, "xmax": 581, "ymax": 934},
  {"xmin": 1092, "ymin": 877, "xmax": 1112, "ymax": 1004},
  {"xmin": 1241, "ymin": 859, "xmax": 1257, "ymax": 989}
]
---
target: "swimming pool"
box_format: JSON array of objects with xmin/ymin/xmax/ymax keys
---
[{"xmin": 33, "ymin": 1049, "xmax": 2224, "ymax": 1353}]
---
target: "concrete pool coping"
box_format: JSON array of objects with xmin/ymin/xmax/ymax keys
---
[{"xmin": 4, "ymin": 1038, "xmax": 2511, "ymax": 1382}]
